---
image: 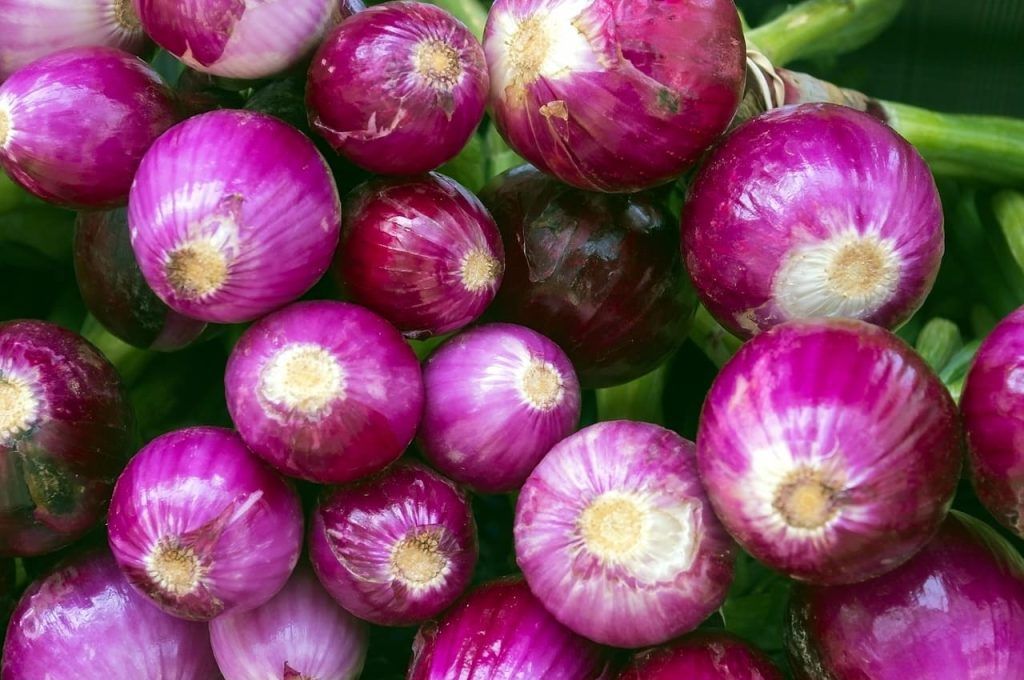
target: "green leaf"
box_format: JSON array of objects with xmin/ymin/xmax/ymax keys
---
[{"xmin": 720, "ymin": 551, "xmax": 793, "ymax": 670}]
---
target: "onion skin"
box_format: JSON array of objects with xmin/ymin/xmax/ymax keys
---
[
  {"xmin": 962, "ymin": 305, "xmax": 1024, "ymax": 536},
  {"xmin": 307, "ymin": 1, "xmax": 488, "ymax": 175},
  {"xmin": 787, "ymin": 511, "xmax": 1024, "ymax": 679},
  {"xmin": 0, "ymin": 46, "xmax": 177, "ymax": 209},
  {"xmin": 336, "ymin": 173, "xmax": 504, "ymax": 338},
  {"xmin": 618, "ymin": 632, "xmax": 783, "ymax": 680},
  {"xmin": 408, "ymin": 577, "xmax": 616, "ymax": 679},
  {"xmin": 697, "ymin": 318, "xmax": 961, "ymax": 585},
  {"xmin": 682, "ymin": 103, "xmax": 943, "ymax": 339},
  {"xmin": 129, "ymin": 110, "xmax": 341, "ymax": 324},
  {"xmin": 481, "ymin": 164, "xmax": 697, "ymax": 388},
  {"xmin": 225, "ymin": 301, "xmax": 424, "ymax": 484},
  {"xmin": 483, "ymin": 0, "xmax": 745, "ymax": 193},
  {"xmin": 107, "ymin": 426, "xmax": 303, "ymax": 621},
  {"xmin": 0, "ymin": 320, "xmax": 133, "ymax": 557},
  {"xmin": 309, "ymin": 460, "xmax": 477, "ymax": 626}
]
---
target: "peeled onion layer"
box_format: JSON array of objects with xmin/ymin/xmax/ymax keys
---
[{"xmin": 619, "ymin": 631, "xmax": 783, "ymax": 679}]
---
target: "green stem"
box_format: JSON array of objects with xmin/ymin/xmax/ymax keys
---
[
  {"xmin": 689, "ymin": 306, "xmax": 742, "ymax": 368},
  {"xmin": 993, "ymin": 190, "xmax": 1024, "ymax": 273},
  {"xmin": 915, "ymin": 318, "xmax": 962, "ymax": 373},
  {"xmin": 80, "ymin": 315, "xmax": 154, "ymax": 385},
  {"xmin": 428, "ymin": 0, "xmax": 487, "ymax": 39},
  {"xmin": 595, "ymin": 362, "xmax": 669, "ymax": 425},
  {"xmin": 0, "ymin": 169, "xmax": 30, "ymax": 214},
  {"xmin": 939, "ymin": 340, "xmax": 982, "ymax": 403}
]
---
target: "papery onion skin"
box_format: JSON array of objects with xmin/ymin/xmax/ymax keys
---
[
  {"xmin": 481, "ymin": 164, "xmax": 697, "ymax": 388},
  {"xmin": 516, "ymin": 420, "xmax": 734, "ymax": 647},
  {"xmin": 307, "ymin": 1, "xmax": 489, "ymax": 175},
  {"xmin": 419, "ymin": 323, "xmax": 580, "ymax": 493},
  {"xmin": 962, "ymin": 305, "xmax": 1024, "ymax": 536},
  {"xmin": 0, "ymin": 46, "xmax": 177, "ymax": 209},
  {"xmin": 483, "ymin": 0, "xmax": 745, "ymax": 193},
  {"xmin": 697, "ymin": 318, "xmax": 961, "ymax": 585},
  {"xmin": 336, "ymin": 173, "xmax": 504, "ymax": 338},
  {"xmin": 682, "ymin": 103, "xmax": 943, "ymax": 339},
  {"xmin": 129, "ymin": 110, "xmax": 341, "ymax": 324},
  {"xmin": 135, "ymin": 0, "xmax": 335, "ymax": 79},
  {"xmin": 309, "ymin": 460, "xmax": 477, "ymax": 626},
  {"xmin": 408, "ymin": 577, "xmax": 616, "ymax": 679},
  {"xmin": 0, "ymin": 549, "xmax": 218, "ymax": 680},
  {"xmin": 618, "ymin": 632, "xmax": 783, "ymax": 680},
  {"xmin": 225, "ymin": 300, "xmax": 424, "ymax": 484},
  {"xmin": 0, "ymin": 320, "xmax": 133, "ymax": 557},
  {"xmin": 210, "ymin": 563, "xmax": 369, "ymax": 680},
  {"xmin": 787, "ymin": 511, "xmax": 1024, "ymax": 680},
  {"xmin": 107, "ymin": 426, "xmax": 303, "ymax": 621}
]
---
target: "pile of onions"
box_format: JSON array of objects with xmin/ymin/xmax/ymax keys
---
[{"xmin": 619, "ymin": 632, "xmax": 783, "ymax": 679}]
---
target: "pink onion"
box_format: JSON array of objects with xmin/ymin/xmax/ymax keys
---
[
  {"xmin": 698, "ymin": 318, "xmax": 961, "ymax": 585},
  {"xmin": 682, "ymin": 103, "xmax": 944, "ymax": 339},
  {"xmin": 309, "ymin": 460, "xmax": 477, "ymax": 626},
  {"xmin": 618, "ymin": 632, "xmax": 783, "ymax": 680},
  {"xmin": 107, "ymin": 426, "xmax": 303, "ymax": 620},
  {"xmin": 128, "ymin": 110, "xmax": 341, "ymax": 324},
  {"xmin": 307, "ymin": 2, "xmax": 488, "ymax": 175},
  {"xmin": 0, "ymin": 46, "xmax": 177, "ymax": 209},
  {"xmin": 225, "ymin": 300, "xmax": 424, "ymax": 484}
]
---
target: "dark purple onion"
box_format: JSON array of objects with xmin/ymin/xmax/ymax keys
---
[{"xmin": 618, "ymin": 632, "xmax": 783, "ymax": 680}]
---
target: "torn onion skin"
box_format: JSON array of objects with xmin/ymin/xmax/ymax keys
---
[
  {"xmin": 697, "ymin": 318, "xmax": 961, "ymax": 585},
  {"xmin": 515, "ymin": 421, "xmax": 735, "ymax": 648},
  {"xmin": 618, "ymin": 632, "xmax": 783, "ymax": 680},
  {"xmin": 682, "ymin": 103, "xmax": 943, "ymax": 339},
  {"xmin": 307, "ymin": 1, "xmax": 488, "ymax": 175},
  {"xmin": 787, "ymin": 512, "xmax": 1024, "ymax": 680}
]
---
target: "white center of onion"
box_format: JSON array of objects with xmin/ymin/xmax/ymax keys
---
[
  {"xmin": 390, "ymin": 530, "xmax": 449, "ymax": 590},
  {"xmin": 459, "ymin": 248, "xmax": 501, "ymax": 292},
  {"xmin": 773, "ymin": 469, "xmax": 841, "ymax": 531},
  {"xmin": 0, "ymin": 106, "xmax": 10, "ymax": 148},
  {"xmin": 113, "ymin": 0, "xmax": 141, "ymax": 31},
  {"xmin": 165, "ymin": 241, "xmax": 229, "ymax": 300},
  {"xmin": 517, "ymin": 359, "xmax": 564, "ymax": 410},
  {"xmin": 146, "ymin": 539, "xmax": 204, "ymax": 597},
  {"xmin": 0, "ymin": 374, "xmax": 39, "ymax": 443},
  {"xmin": 413, "ymin": 40, "xmax": 463, "ymax": 90},
  {"xmin": 260, "ymin": 344, "xmax": 345, "ymax": 417}
]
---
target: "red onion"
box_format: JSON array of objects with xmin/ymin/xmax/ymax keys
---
[
  {"xmin": 419, "ymin": 323, "xmax": 580, "ymax": 493},
  {"xmin": 1, "ymin": 549, "xmax": 218, "ymax": 679},
  {"xmin": 107, "ymin": 426, "xmax": 303, "ymax": 620},
  {"xmin": 409, "ymin": 577, "xmax": 615, "ymax": 679},
  {"xmin": 225, "ymin": 301, "xmax": 424, "ymax": 484},
  {"xmin": 128, "ymin": 110, "xmax": 341, "ymax": 324},
  {"xmin": 0, "ymin": 320, "xmax": 133, "ymax": 557},
  {"xmin": 516, "ymin": 421, "xmax": 734, "ymax": 647},
  {"xmin": 309, "ymin": 460, "xmax": 477, "ymax": 626},
  {"xmin": 483, "ymin": 0, "xmax": 745, "ymax": 192},
  {"xmin": 210, "ymin": 563, "xmax": 369, "ymax": 680},
  {"xmin": 336, "ymin": 173, "xmax": 504, "ymax": 338},
  {"xmin": 307, "ymin": 2, "xmax": 488, "ymax": 175},
  {"xmin": 787, "ymin": 511, "xmax": 1024, "ymax": 679},
  {"xmin": 136, "ymin": 0, "xmax": 335, "ymax": 79},
  {"xmin": 682, "ymin": 103, "xmax": 944, "ymax": 339},
  {"xmin": 618, "ymin": 632, "xmax": 783, "ymax": 679},
  {"xmin": 698, "ymin": 318, "xmax": 961, "ymax": 585},
  {"xmin": 0, "ymin": 46, "xmax": 177, "ymax": 209}
]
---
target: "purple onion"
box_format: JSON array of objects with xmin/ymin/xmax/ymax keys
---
[
  {"xmin": 682, "ymin": 103, "xmax": 944, "ymax": 339},
  {"xmin": 1, "ymin": 549, "xmax": 218, "ymax": 680},
  {"xmin": 483, "ymin": 0, "xmax": 745, "ymax": 192},
  {"xmin": 618, "ymin": 632, "xmax": 783, "ymax": 680},
  {"xmin": 210, "ymin": 563, "xmax": 369, "ymax": 680},
  {"xmin": 409, "ymin": 577, "xmax": 615, "ymax": 679},
  {"xmin": 0, "ymin": 320, "xmax": 133, "ymax": 557},
  {"xmin": 787, "ymin": 511, "xmax": 1024, "ymax": 679},
  {"xmin": 309, "ymin": 460, "xmax": 477, "ymax": 626},
  {"xmin": 335, "ymin": 173, "xmax": 504, "ymax": 338},
  {"xmin": 0, "ymin": 46, "xmax": 177, "ymax": 209},
  {"xmin": 516, "ymin": 421, "xmax": 734, "ymax": 647},
  {"xmin": 307, "ymin": 2, "xmax": 488, "ymax": 175},
  {"xmin": 107, "ymin": 426, "xmax": 303, "ymax": 620},
  {"xmin": 419, "ymin": 323, "xmax": 580, "ymax": 493},
  {"xmin": 225, "ymin": 301, "xmax": 424, "ymax": 484},
  {"xmin": 136, "ymin": 0, "xmax": 335, "ymax": 79},
  {"xmin": 129, "ymin": 110, "xmax": 341, "ymax": 324},
  {"xmin": 698, "ymin": 318, "xmax": 961, "ymax": 585},
  {"xmin": 962, "ymin": 305, "xmax": 1024, "ymax": 536}
]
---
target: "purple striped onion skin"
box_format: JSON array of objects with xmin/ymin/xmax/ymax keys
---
[{"xmin": 619, "ymin": 632, "xmax": 783, "ymax": 680}]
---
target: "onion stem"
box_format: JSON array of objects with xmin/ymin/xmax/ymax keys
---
[
  {"xmin": 689, "ymin": 306, "xmax": 742, "ymax": 369},
  {"xmin": 995, "ymin": 191, "xmax": 1024, "ymax": 274},
  {"xmin": 80, "ymin": 314, "xmax": 153, "ymax": 383},
  {"xmin": 915, "ymin": 318, "xmax": 962, "ymax": 373},
  {"xmin": 595, "ymin": 361, "xmax": 668, "ymax": 425}
]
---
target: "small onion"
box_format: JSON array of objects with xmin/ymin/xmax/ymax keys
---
[
  {"xmin": 107, "ymin": 426, "xmax": 303, "ymax": 620},
  {"xmin": 307, "ymin": 2, "xmax": 489, "ymax": 175},
  {"xmin": 409, "ymin": 577, "xmax": 615, "ymax": 679},
  {"xmin": 225, "ymin": 301, "xmax": 424, "ymax": 484},
  {"xmin": 787, "ymin": 511, "xmax": 1024, "ymax": 679},
  {"xmin": 309, "ymin": 460, "xmax": 477, "ymax": 626},
  {"xmin": 336, "ymin": 173, "xmax": 504, "ymax": 338},
  {"xmin": 618, "ymin": 632, "xmax": 783, "ymax": 680},
  {"xmin": 682, "ymin": 103, "xmax": 944, "ymax": 338},
  {"xmin": 0, "ymin": 320, "xmax": 133, "ymax": 557},
  {"xmin": 210, "ymin": 563, "xmax": 369, "ymax": 680},
  {"xmin": 515, "ymin": 421, "xmax": 734, "ymax": 647},
  {"xmin": 697, "ymin": 318, "xmax": 961, "ymax": 585},
  {"xmin": 0, "ymin": 46, "xmax": 177, "ymax": 209},
  {"xmin": 129, "ymin": 110, "xmax": 341, "ymax": 324},
  {"xmin": 419, "ymin": 323, "xmax": 580, "ymax": 493}
]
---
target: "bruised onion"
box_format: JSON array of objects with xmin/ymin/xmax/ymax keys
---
[{"xmin": 619, "ymin": 632, "xmax": 783, "ymax": 680}]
